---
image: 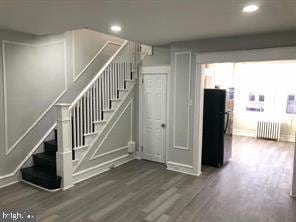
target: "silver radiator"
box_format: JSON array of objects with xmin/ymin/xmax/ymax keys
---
[{"xmin": 256, "ymin": 120, "xmax": 281, "ymax": 141}]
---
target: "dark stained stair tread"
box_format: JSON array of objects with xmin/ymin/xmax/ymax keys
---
[{"xmin": 21, "ymin": 166, "xmax": 61, "ymax": 190}]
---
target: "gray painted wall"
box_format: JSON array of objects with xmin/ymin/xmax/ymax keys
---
[
  {"xmin": 168, "ymin": 30, "xmax": 296, "ymax": 167},
  {"xmin": 74, "ymin": 85, "xmax": 137, "ymax": 174},
  {"xmin": 141, "ymin": 46, "xmax": 170, "ymax": 66},
  {"xmin": 0, "ymin": 28, "xmax": 124, "ymax": 181}
]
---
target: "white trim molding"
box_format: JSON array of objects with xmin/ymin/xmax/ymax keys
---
[
  {"xmin": 2, "ymin": 39, "xmax": 67, "ymax": 155},
  {"xmin": 94, "ymin": 146, "xmax": 128, "ymax": 159},
  {"xmin": 21, "ymin": 180, "xmax": 61, "ymax": 192},
  {"xmin": 72, "ymin": 30, "xmax": 122, "ymax": 81},
  {"xmin": 233, "ymin": 129, "xmax": 257, "ymax": 138},
  {"xmin": 0, "ymin": 174, "xmax": 19, "ymax": 189},
  {"xmin": 166, "ymin": 161, "xmax": 200, "ymax": 176},
  {"xmin": 173, "ymin": 52, "xmax": 191, "ymax": 151},
  {"xmin": 139, "ymin": 66, "xmax": 170, "ymax": 163}
]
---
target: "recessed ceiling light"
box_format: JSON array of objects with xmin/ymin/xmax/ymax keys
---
[
  {"xmin": 110, "ymin": 25, "xmax": 122, "ymax": 32},
  {"xmin": 242, "ymin": 5, "xmax": 259, "ymax": 13}
]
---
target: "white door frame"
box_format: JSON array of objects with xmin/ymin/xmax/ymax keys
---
[
  {"xmin": 139, "ymin": 66, "xmax": 170, "ymax": 163},
  {"xmin": 194, "ymin": 46, "xmax": 296, "ymax": 197}
]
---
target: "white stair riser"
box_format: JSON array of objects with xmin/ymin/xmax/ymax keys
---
[
  {"xmin": 119, "ymin": 91, "xmax": 127, "ymax": 98},
  {"xmin": 72, "ymin": 161, "xmax": 78, "ymax": 168},
  {"xmin": 111, "ymin": 100, "xmax": 121, "ymax": 109},
  {"xmin": 103, "ymin": 111, "xmax": 113, "ymax": 120},
  {"xmin": 75, "ymin": 149, "xmax": 85, "ymax": 160},
  {"xmin": 85, "ymin": 134, "xmax": 97, "ymax": 145},
  {"xmin": 126, "ymin": 81, "xmax": 135, "ymax": 89},
  {"xmin": 94, "ymin": 122, "xmax": 106, "ymax": 132}
]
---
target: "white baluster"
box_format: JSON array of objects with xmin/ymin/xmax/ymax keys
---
[
  {"xmin": 95, "ymin": 79, "xmax": 99, "ymax": 121},
  {"xmin": 98, "ymin": 78, "xmax": 102, "ymax": 120},
  {"xmin": 72, "ymin": 108, "xmax": 76, "ymax": 148},
  {"xmin": 107, "ymin": 66, "xmax": 110, "ymax": 108},
  {"xmin": 79, "ymin": 99, "xmax": 83, "ymax": 146},
  {"xmin": 90, "ymin": 87, "xmax": 93, "ymax": 132},
  {"xmin": 83, "ymin": 95, "xmax": 87, "ymax": 135}
]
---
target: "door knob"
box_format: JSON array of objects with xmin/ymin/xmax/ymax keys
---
[{"xmin": 161, "ymin": 123, "xmax": 166, "ymax": 128}]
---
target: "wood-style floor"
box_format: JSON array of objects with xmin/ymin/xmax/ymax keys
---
[{"xmin": 0, "ymin": 136, "xmax": 295, "ymax": 222}]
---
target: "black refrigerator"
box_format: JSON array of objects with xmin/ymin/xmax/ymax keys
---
[{"xmin": 202, "ymin": 89, "xmax": 233, "ymax": 167}]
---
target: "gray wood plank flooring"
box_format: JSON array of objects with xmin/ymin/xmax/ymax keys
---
[{"xmin": 0, "ymin": 136, "xmax": 295, "ymax": 222}]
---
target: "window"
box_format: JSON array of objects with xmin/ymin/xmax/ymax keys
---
[
  {"xmin": 286, "ymin": 94, "xmax": 296, "ymax": 114},
  {"xmin": 246, "ymin": 93, "xmax": 265, "ymax": 112}
]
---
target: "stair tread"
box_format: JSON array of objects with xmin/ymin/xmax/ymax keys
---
[
  {"xmin": 21, "ymin": 166, "xmax": 60, "ymax": 181},
  {"xmin": 103, "ymin": 109, "xmax": 114, "ymax": 112},
  {"xmin": 94, "ymin": 120, "xmax": 107, "ymax": 124},
  {"xmin": 44, "ymin": 140, "xmax": 57, "ymax": 146},
  {"xmin": 34, "ymin": 152, "xmax": 56, "ymax": 163}
]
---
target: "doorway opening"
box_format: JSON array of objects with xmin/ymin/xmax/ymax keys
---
[{"xmin": 201, "ymin": 60, "xmax": 296, "ymax": 195}]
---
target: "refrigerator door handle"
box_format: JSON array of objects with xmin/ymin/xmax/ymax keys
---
[{"xmin": 224, "ymin": 112, "xmax": 230, "ymax": 134}]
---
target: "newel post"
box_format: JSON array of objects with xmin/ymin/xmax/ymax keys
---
[
  {"xmin": 291, "ymin": 132, "xmax": 296, "ymax": 198},
  {"xmin": 55, "ymin": 103, "xmax": 73, "ymax": 190}
]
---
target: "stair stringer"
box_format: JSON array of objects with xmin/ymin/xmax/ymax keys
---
[{"xmin": 72, "ymin": 83, "xmax": 137, "ymax": 183}]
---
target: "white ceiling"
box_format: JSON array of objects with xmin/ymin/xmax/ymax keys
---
[{"xmin": 0, "ymin": 0, "xmax": 296, "ymax": 45}]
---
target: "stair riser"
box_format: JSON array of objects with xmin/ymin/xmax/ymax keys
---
[
  {"xmin": 119, "ymin": 91, "xmax": 126, "ymax": 98},
  {"xmin": 74, "ymin": 149, "xmax": 86, "ymax": 161},
  {"xmin": 94, "ymin": 123, "xmax": 106, "ymax": 132},
  {"xmin": 111, "ymin": 100, "xmax": 121, "ymax": 109},
  {"xmin": 22, "ymin": 173, "xmax": 61, "ymax": 190},
  {"xmin": 33, "ymin": 157, "xmax": 56, "ymax": 170},
  {"xmin": 126, "ymin": 81, "xmax": 135, "ymax": 89},
  {"xmin": 103, "ymin": 111, "xmax": 113, "ymax": 121},
  {"xmin": 85, "ymin": 134, "xmax": 96, "ymax": 145},
  {"xmin": 44, "ymin": 143, "xmax": 57, "ymax": 153}
]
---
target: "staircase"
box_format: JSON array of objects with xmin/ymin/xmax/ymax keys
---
[
  {"xmin": 20, "ymin": 130, "xmax": 61, "ymax": 190},
  {"xmin": 20, "ymin": 40, "xmax": 139, "ymax": 190}
]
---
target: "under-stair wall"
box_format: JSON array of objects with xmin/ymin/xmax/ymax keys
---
[
  {"xmin": 54, "ymin": 41, "xmax": 140, "ymax": 186},
  {"xmin": 73, "ymin": 85, "xmax": 138, "ymax": 183},
  {"xmin": 0, "ymin": 28, "xmax": 125, "ymax": 188}
]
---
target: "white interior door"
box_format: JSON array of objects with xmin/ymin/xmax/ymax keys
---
[{"xmin": 142, "ymin": 74, "xmax": 167, "ymax": 163}]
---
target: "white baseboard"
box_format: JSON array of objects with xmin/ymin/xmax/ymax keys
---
[
  {"xmin": 135, "ymin": 152, "xmax": 142, "ymax": 160},
  {"xmin": 233, "ymin": 129, "xmax": 295, "ymax": 143},
  {"xmin": 280, "ymin": 135, "xmax": 295, "ymax": 143},
  {"xmin": 233, "ymin": 129, "xmax": 256, "ymax": 138},
  {"xmin": 166, "ymin": 161, "xmax": 200, "ymax": 176},
  {"xmin": 21, "ymin": 180, "xmax": 61, "ymax": 192},
  {"xmin": 73, "ymin": 154, "xmax": 134, "ymax": 184},
  {"xmin": 0, "ymin": 172, "xmax": 20, "ymax": 189}
]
